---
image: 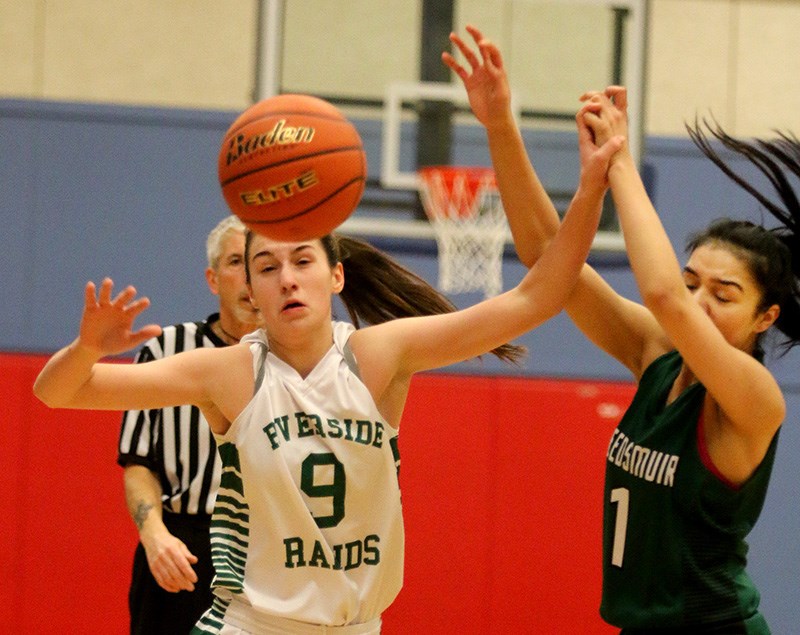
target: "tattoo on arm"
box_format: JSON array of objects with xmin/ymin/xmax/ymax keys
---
[{"xmin": 133, "ymin": 502, "xmax": 153, "ymax": 530}]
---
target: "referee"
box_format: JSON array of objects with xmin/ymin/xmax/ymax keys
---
[{"xmin": 117, "ymin": 216, "xmax": 261, "ymax": 635}]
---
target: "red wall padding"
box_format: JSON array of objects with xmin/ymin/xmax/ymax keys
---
[
  {"xmin": 1, "ymin": 353, "xmax": 138, "ymax": 633},
  {"xmin": 3, "ymin": 354, "xmax": 634, "ymax": 633}
]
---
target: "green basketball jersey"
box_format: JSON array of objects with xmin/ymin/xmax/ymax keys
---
[{"xmin": 601, "ymin": 350, "xmax": 778, "ymax": 631}]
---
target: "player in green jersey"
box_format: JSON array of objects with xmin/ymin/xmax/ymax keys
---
[{"xmin": 446, "ymin": 25, "xmax": 800, "ymax": 633}]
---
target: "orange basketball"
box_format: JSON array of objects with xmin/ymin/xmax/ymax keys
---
[{"xmin": 218, "ymin": 94, "xmax": 366, "ymax": 241}]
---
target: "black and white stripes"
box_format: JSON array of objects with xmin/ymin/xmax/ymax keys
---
[{"xmin": 117, "ymin": 314, "xmax": 226, "ymax": 516}]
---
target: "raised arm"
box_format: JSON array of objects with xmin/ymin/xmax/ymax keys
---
[
  {"xmin": 33, "ymin": 279, "xmax": 162, "ymax": 407},
  {"xmin": 595, "ymin": 88, "xmax": 784, "ymax": 447},
  {"xmin": 444, "ymin": 26, "xmax": 668, "ymax": 376},
  {"xmin": 443, "ymin": 24, "xmax": 558, "ymax": 265},
  {"xmin": 33, "ymin": 278, "xmax": 229, "ymax": 414},
  {"xmin": 353, "ymin": 124, "xmax": 623, "ymax": 396}
]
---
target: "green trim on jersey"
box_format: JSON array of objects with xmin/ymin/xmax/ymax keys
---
[
  {"xmin": 191, "ymin": 596, "xmax": 230, "ymax": 634},
  {"xmin": 601, "ymin": 350, "xmax": 778, "ymax": 631},
  {"xmin": 209, "ymin": 442, "xmax": 250, "ymax": 595}
]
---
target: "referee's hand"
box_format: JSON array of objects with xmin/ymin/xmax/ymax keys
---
[{"xmin": 143, "ymin": 529, "xmax": 199, "ymax": 593}]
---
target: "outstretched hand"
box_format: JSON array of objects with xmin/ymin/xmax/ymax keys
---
[
  {"xmin": 79, "ymin": 278, "xmax": 162, "ymax": 356},
  {"xmin": 576, "ymin": 100, "xmax": 626, "ymax": 191},
  {"xmin": 442, "ymin": 24, "xmax": 512, "ymax": 129},
  {"xmin": 576, "ymin": 86, "xmax": 632, "ymax": 186},
  {"xmin": 579, "ymin": 86, "xmax": 630, "ymax": 153}
]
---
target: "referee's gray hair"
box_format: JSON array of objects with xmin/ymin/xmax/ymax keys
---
[{"xmin": 206, "ymin": 215, "xmax": 246, "ymax": 269}]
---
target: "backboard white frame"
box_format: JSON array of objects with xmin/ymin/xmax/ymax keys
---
[
  {"xmin": 358, "ymin": 0, "xmax": 645, "ymax": 252},
  {"xmin": 380, "ymin": 81, "xmax": 521, "ymax": 190},
  {"xmin": 352, "ymin": 75, "xmax": 626, "ymax": 250},
  {"xmin": 379, "ymin": 0, "xmax": 646, "ymax": 192}
]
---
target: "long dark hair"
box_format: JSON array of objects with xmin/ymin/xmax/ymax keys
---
[
  {"xmin": 686, "ymin": 118, "xmax": 800, "ymax": 355},
  {"xmin": 245, "ymin": 231, "xmax": 524, "ymax": 364}
]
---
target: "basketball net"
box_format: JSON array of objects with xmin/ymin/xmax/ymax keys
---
[{"xmin": 417, "ymin": 166, "xmax": 508, "ymax": 298}]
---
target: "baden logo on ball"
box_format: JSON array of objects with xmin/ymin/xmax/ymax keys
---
[{"xmin": 218, "ymin": 94, "xmax": 366, "ymax": 241}]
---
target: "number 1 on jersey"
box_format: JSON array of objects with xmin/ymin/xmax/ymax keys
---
[{"xmin": 610, "ymin": 487, "xmax": 629, "ymax": 567}]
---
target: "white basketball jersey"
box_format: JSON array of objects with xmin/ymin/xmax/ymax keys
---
[{"xmin": 208, "ymin": 321, "xmax": 403, "ymax": 627}]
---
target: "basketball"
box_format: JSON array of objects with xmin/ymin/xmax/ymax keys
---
[{"xmin": 218, "ymin": 94, "xmax": 366, "ymax": 241}]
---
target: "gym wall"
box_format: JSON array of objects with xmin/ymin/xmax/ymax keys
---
[
  {"xmin": 3, "ymin": 1, "xmax": 800, "ymax": 632},
  {"xmin": 2, "ymin": 352, "xmax": 632, "ymax": 634},
  {"xmin": 2, "ymin": 0, "xmax": 800, "ymax": 136}
]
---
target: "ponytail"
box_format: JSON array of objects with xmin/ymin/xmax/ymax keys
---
[
  {"xmin": 686, "ymin": 118, "xmax": 800, "ymax": 352},
  {"xmin": 328, "ymin": 234, "xmax": 525, "ymax": 365}
]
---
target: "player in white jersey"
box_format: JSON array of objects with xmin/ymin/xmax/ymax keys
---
[
  {"xmin": 198, "ymin": 321, "xmax": 404, "ymax": 632},
  {"xmin": 33, "ymin": 149, "xmax": 623, "ymax": 633}
]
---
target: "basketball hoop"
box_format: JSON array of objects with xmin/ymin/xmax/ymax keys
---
[{"xmin": 417, "ymin": 166, "xmax": 508, "ymax": 298}]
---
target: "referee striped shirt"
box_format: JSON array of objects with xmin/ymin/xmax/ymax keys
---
[{"xmin": 117, "ymin": 313, "xmax": 227, "ymax": 516}]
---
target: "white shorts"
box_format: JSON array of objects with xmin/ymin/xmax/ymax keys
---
[{"xmin": 218, "ymin": 599, "xmax": 382, "ymax": 635}]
